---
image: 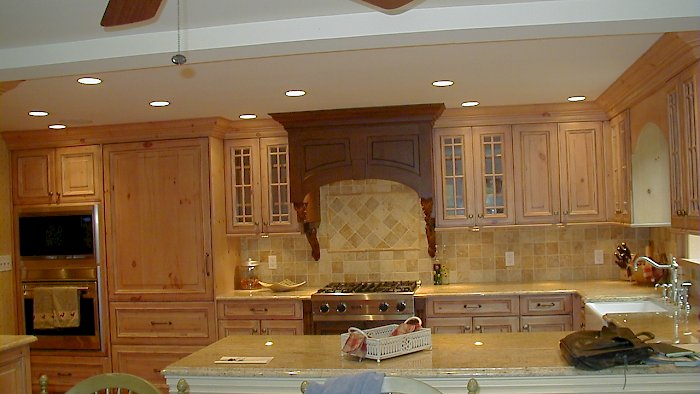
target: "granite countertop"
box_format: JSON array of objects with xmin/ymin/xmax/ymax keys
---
[
  {"xmin": 216, "ymin": 280, "xmax": 658, "ymax": 301},
  {"xmin": 163, "ymin": 332, "xmax": 696, "ymax": 379},
  {"xmin": 0, "ymin": 335, "xmax": 37, "ymax": 353}
]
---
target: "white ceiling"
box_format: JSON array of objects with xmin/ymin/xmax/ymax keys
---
[{"xmin": 0, "ymin": 0, "xmax": 698, "ymax": 132}]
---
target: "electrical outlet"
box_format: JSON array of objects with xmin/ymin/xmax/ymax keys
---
[
  {"xmin": 0, "ymin": 255, "xmax": 12, "ymax": 272},
  {"xmin": 505, "ymin": 251, "xmax": 515, "ymax": 267},
  {"xmin": 594, "ymin": 249, "xmax": 604, "ymax": 265},
  {"xmin": 268, "ymin": 255, "xmax": 277, "ymax": 270}
]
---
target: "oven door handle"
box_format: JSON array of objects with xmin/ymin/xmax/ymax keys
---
[{"xmin": 23, "ymin": 286, "xmax": 90, "ymax": 298}]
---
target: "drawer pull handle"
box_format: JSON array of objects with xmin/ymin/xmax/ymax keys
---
[
  {"xmin": 250, "ymin": 308, "xmax": 268, "ymax": 313},
  {"xmin": 464, "ymin": 304, "xmax": 482, "ymax": 309},
  {"xmin": 536, "ymin": 302, "xmax": 555, "ymax": 308},
  {"xmin": 150, "ymin": 321, "xmax": 173, "ymax": 326},
  {"xmin": 57, "ymin": 372, "xmax": 72, "ymax": 377}
]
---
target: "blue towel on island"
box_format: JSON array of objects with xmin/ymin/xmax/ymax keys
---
[{"xmin": 305, "ymin": 372, "xmax": 385, "ymax": 394}]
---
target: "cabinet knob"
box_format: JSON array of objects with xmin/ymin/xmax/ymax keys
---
[
  {"xmin": 553, "ymin": 211, "xmax": 559, "ymax": 215},
  {"xmin": 474, "ymin": 325, "xmax": 483, "ymax": 333},
  {"xmin": 464, "ymin": 325, "xmax": 471, "ymax": 333},
  {"xmin": 252, "ymin": 328, "xmax": 258, "ymax": 334},
  {"xmin": 522, "ymin": 324, "xmax": 531, "ymax": 332},
  {"xmin": 563, "ymin": 210, "xmax": 569, "ymax": 215},
  {"xmin": 468, "ymin": 214, "xmax": 474, "ymax": 218},
  {"xmin": 477, "ymin": 213, "xmax": 484, "ymax": 218}
]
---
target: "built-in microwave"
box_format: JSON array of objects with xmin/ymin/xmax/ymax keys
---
[{"xmin": 17, "ymin": 205, "xmax": 97, "ymax": 260}]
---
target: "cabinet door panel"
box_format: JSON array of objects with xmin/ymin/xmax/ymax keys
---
[
  {"xmin": 433, "ymin": 128, "xmax": 475, "ymax": 227},
  {"xmin": 225, "ymin": 139, "xmax": 262, "ymax": 234},
  {"xmin": 609, "ymin": 111, "xmax": 631, "ymax": 222},
  {"xmin": 260, "ymin": 137, "xmax": 298, "ymax": 233},
  {"xmin": 31, "ymin": 355, "xmax": 111, "ymax": 394},
  {"xmin": 680, "ymin": 75, "xmax": 699, "ymax": 229},
  {"xmin": 104, "ymin": 139, "xmax": 212, "ymax": 301},
  {"xmin": 424, "ymin": 317, "xmax": 473, "ymax": 334},
  {"xmin": 56, "ymin": 145, "xmax": 101, "ymax": 201},
  {"xmin": 473, "ymin": 125, "xmax": 515, "ymax": 225},
  {"xmin": 473, "ymin": 316, "xmax": 519, "ymax": 333},
  {"xmin": 218, "ymin": 320, "xmax": 261, "ymax": 336},
  {"xmin": 521, "ymin": 315, "xmax": 573, "ymax": 332},
  {"xmin": 558, "ymin": 122, "xmax": 605, "ymax": 222},
  {"xmin": 12, "ymin": 149, "xmax": 54, "ymax": 204},
  {"xmin": 513, "ymin": 124, "xmax": 560, "ymax": 224},
  {"xmin": 260, "ymin": 319, "xmax": 304, "ymax": 335},
  {"xmin": 112, "ymin": 344, "xmax": 202, "ymax": 391}
]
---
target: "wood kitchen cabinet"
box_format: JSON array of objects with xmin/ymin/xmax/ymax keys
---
[
  {"xmin": 224, "ymin": 137, "xmax": 298, "ymax": 235},
  {"xmin": 30, "ymin": 355, "xmax": 111, "ymax": 394},
  {"xmin": 112, "ymin": 344, "xmax": 202, "ymax": 392},
  {"xmin": 667, "ymin": 65, "xmax": 699, "ymax": 231},
  {"xmin": 12, "ymin": 145, "xmax": 102, "ymax": 205},
  {"xmin": 434, "ymin": 125, "xmax": 515, "ymax": 227},
  {"xmin": 609, "ymin": 110, "xmax": 632, "ymax": 223},
  {"xmin": 513, "ymin": 122, "xmax": 605, "ymax": 224},
  {"xmin": 0, "ymin": 343, "xmax": 32, "ymax": 394},
  {"xmin": 103, "ymin": 138, "xmax": 213, "ymax": 301},
  {"xmin": 217, "ymin": 299, "xmax": 305, "ymax": 337},
  {"xmin": 425, "ymin": 294, "xmax": 573, "ymax": 334}
]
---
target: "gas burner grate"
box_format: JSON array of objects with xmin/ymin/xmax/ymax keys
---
[{"xmin": 315, "ymin": 280, "xmax": 420, "ymax": 294}]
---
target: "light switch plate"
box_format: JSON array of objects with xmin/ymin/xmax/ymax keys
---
[
  {"xmin": 268, "ymin": 255, "xmax": 277, "ymax": 270},
  {"xmin": 0, "ymin": 255, "xmax": 12, "ymax": 272},
  {"xmin": 505, "ymin": 251, "xmax": 515, "ymax": 266},
  {"xmin": 594, "ymin": 250, "xmax": 604, "ymax": 265}
]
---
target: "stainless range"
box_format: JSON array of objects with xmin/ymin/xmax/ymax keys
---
[{"xmin": 311, "ymin": 280, "xmax": 420, "ymax": 334}]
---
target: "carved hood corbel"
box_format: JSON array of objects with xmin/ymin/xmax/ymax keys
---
[{"xmin": 270, "ymin": 103, "xmax": 445, "ymax": 261}]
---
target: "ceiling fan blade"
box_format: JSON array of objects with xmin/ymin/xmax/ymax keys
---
[
  {"xmin": 360, "ymin": 0, "xmax": 415, "ymax": 9},
  {"xmin": 101, "ymin": 0, "xmax": 163, "ymax": 27}
]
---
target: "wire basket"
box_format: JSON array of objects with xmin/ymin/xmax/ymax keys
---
[{"xmin": 340, "ymin": 318, "xmax": 432, "ymax": 362}]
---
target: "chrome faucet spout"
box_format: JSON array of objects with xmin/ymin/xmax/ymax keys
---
[{"xmin": 633, "ymin": 255, "xmax": 680, "ymax": 305}]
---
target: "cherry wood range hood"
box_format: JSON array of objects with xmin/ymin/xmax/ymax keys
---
[{"xmin": 270, "ymin": 103, "xmax": 445, "ymax": 261}]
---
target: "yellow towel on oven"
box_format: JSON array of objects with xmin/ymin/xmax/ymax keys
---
[{"xmin": 33, "ymin": 287, "xmax": 81, "ymax": 329}]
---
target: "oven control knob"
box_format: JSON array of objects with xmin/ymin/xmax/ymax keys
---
[
  {"xmin": 336, "ymin": 303, "xmax": 347, "ymax": 313},
  {"xmin": 379, "ymin": 302, "xmax": 389, "ymax": 312},
  {"xmin": 320, "ymin": 303, "xmax": 330, "ymax": 313},
  {"xmin": 396, "ymin": 301, "xmax": 407, "ymax": 312}
]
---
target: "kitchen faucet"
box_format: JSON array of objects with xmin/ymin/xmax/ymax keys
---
[{"xmin": 632, "ymin": 255, "xmax": 679, "ymax": 305}]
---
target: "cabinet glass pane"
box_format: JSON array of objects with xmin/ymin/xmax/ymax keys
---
[
  {"xmin": 668, "ymin": 91, "xmax": 684, "ymax": 214},
  {"xmin": 267, "ymin": 144, "xmax": 292, "ymax": 225},
  {"xmin": 480, "ymin": 134, "xmax": 506, "ymax": 218},
  {"xmin": 442, "ymin": 136, "xmax": 466, "ymax": 218},
  {"xmin": 233, "ymin": 147, "xmax": 254, "ymax": 224},
  {"xmin": 682, "ymin": 79, "xmax": 699, "ymax": 216}
]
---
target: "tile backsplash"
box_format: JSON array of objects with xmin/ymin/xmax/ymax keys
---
[{"xmin": 241, "ymin": 180, "xmax": 652, "ymax": 288}]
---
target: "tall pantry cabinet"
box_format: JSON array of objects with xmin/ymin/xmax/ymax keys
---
[{"xmin": 103, "ymin": 138, "xmax": 217, "ymax": 390}]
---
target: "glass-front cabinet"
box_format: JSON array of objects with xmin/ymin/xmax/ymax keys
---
[
  {"xmin": 434, "ymin": 125, "xmax": 515, "ymax": 228},
  {"xmin": 224, "ymin": 137, "xmax": 298, "ymax": 235}
]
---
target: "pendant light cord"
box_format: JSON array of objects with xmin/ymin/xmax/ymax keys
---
[{"xmin": 176, "ymin": 0, "xmax": 182, "ymax": 54}]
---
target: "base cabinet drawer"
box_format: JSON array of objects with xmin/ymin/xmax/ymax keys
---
[
  {"xmin": 218, "ymin": 319, "xmax": 305, "ymax": 337},
  {"xmin": 217, "ymin": 300, "xmax": 302, "ymax": 319},
  {"xmin": 112, "ymin": 345, "xmax": 203, "ymax": 392},
  {"xmin": 31, "ymin": 355, "xmax": 111, "ymax": 394},
  {"xmin": 424, "ymin": 317, "xmax": 473, "ymax": 334},
  {"xmin": 427, "ymin": 296, "xmax": 519, "ymax": 317},
  {"xmin": 473, "ymin": 316, "xmax": 520, "ymax": 333},
  {"xmin": 111, "ymin": 302, "xmax": 216, "ymax": 345},
  {"xmin": 520, "ymin": 294, "xmax": 572, "ymax": 315}
]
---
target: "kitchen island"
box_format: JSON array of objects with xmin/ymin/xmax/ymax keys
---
[{"xmin": 163, "ymin": 332, "xmax": 700, "ymax": 393}]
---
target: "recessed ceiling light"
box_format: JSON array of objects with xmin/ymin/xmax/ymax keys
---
[
  {"xmin": 239, "ymin": 114, "xmax": 257, "ymax": 120},
  {"xmin": 567, "ymin": 96, "xmax": 586, "ymax": 102},
  {"xmin": 149, "ymin": 101, "xmax": 170, "ymax": 107},
  {"xmin": 432, "ymin": 80, "xmax": 454, "ymax": 87},
  {"xmin": 48, "ymin": 124, "xmax": 66, "ymax": 130},
  {"xmin": 285, "ymin": 90, "xmax": 306, "ymax": 97},
  {"xmin": 28, "ymin": 111, "xmax": 49, "ymax": 117},
  {"xmin": 461, "ymin": 101, "xmax": 480, "ymax": 107},
  {"xmin": 77, "ymin": 77, "xmax": 102, "ymax": 85}
]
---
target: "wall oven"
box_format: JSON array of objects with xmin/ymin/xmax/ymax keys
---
[{"xmin": 16, "ymin": 203, "xmax": 105, "ymax": 352}]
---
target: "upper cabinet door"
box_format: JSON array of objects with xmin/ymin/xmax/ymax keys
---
[
  {"xmin": 513, "ymin": 123, "xmax": 560, "ymax": 224},
  {"xmin": 433, "ymin": 127, "xmax": 475, "ymax": 227},
  {"xmin": 225, "ymin": 137, "xmax": 297, "ymax": 235},
  {"xmin": 472, "ymin": 125, "xmax": 515, "ymax": 226},
  {"xmin": 104, "ymin": 138, "xmax": 213, "ymax": 301},
  {"xmin": 12, "ymin": 145, "xmax": 101, "ymax": 205},
  {"xmin": 609, "ymin": 111, "xmax": 631, "ymax": 223},
  {"xmin": 558, "ymin": 122, "xmax": 606, "ymax": 223}
]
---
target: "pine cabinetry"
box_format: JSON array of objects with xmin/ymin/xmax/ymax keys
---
[
  {"xmin": 667, "ymin": 65, "xmax": 699, "ymax": 231},
  {"xmin": 224, "ymin": 137, "xmax": 298, "ymax": 235},
  {"xmin": 12, "ymin": 145, "xmax": 102, "ymax": 205},
  {"xmin": 425, "ymin": 294, "xmax": 573, "ymax": 333},
  {"xmin": 609, "ymin": 110, "xmax": 632, "ymax": 223},
  {"xmin": 513, "ymin": 122, "xmax": 605, "ymax": 224},
  {"xmin": 103, "ymin": 138, "xmax": 213, "ymax": 301},
  {"xmin": 30, "ymin": 355, "xmax": 111, "ymax": 394},
  {"xmin": 217, "ymin": 300, "xmax": 305, "ymax": 337},
  {"xmin": 111, "ymin": 344, "xmax": 202, "ymax": 392},
  {"xmin": 434, "ymin": 126, "xmax": 515, "ymax": 227},
  {"xmin": 0, "ymin": 343, "xmax": 31, "ymax": 394}
]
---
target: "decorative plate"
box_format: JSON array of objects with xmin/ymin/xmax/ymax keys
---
[{"xmin": 258, "ymin": 279, "xmax": 306, "ymax": 292}]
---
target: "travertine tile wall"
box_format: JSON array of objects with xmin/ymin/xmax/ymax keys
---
[{"xmin": 241, "ymin": 180, "xmax": 653, "ymax": 288}]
